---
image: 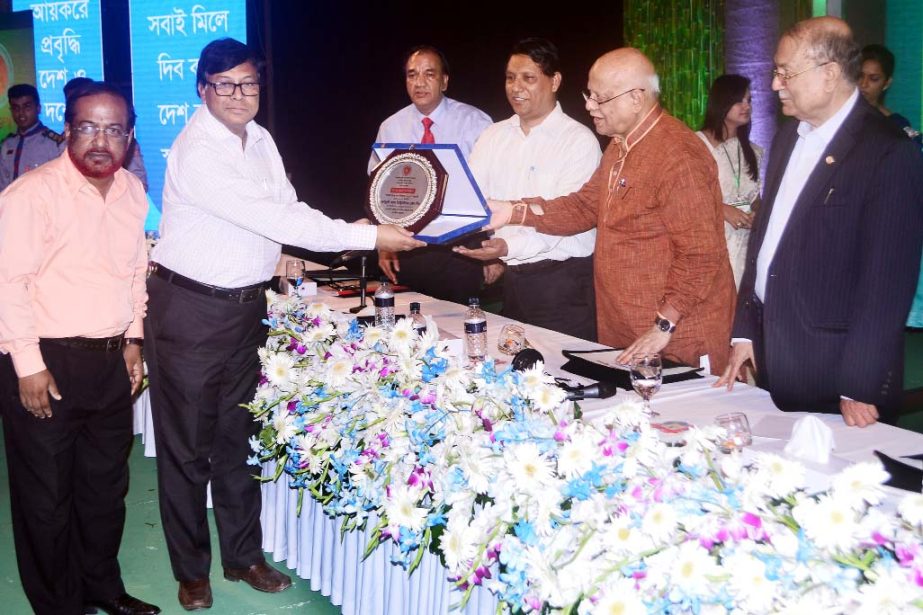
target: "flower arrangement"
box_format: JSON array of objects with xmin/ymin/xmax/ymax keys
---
[{"xmin": 248, "ymin": 294, "xmax": 923, "ymax": 614}]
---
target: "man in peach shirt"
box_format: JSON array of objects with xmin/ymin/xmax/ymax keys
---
[{"xmin": 0, "ymin": 83, "xmax": 159, "ymax": 615}]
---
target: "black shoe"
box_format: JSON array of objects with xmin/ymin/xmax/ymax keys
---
[
  {"xmin": 85, "ymin": 593, "xmax": 161, "ymax": 615},
  {"xmin": 223, "ymin": 561, "xmax": 292, "ymax": 593}
]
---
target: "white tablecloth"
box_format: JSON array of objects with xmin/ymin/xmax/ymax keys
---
[{"xmin": 138, "ymin": 276, "xmax": 923, "ymax": 614}]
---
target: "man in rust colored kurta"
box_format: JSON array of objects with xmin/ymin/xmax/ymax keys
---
[{"xmin": 475, "ymin": 48, "xmax": 735, "ymax": 373}]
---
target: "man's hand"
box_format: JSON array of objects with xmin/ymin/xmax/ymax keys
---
[
  {"xmin": 18, "ymin": 369, "xmax": 61, "ymax": 418},
  {"xmin": 454, "ymin": 238, "xmax": 509, "ymax": 261},
  {"xmin": 617, "ymin": 327, "xmax": 672, "ymax": 364},
  {"xmin": 375, "ymin": 224, "xmax": 427, "ymax": 252},
  {"xmin": 840, "ymin": 399, "xmax": 879, "ymax": 428},
  {"xmin": 379, "ymin": 250, "xmax": 400, "ymax": 284},
  {"xmin": 124, "ymin": 344, "xmax": 144, "ymax": 396},
  {"xmin": 483, "ymin": 261, "xmax": 505, "ymax": 285},
  {"xmin": 715, "ymin": 342, "xmax": 756, "ymax": 390},
  {"xmin": 485, "ymin": 199, "xmax": 514, "ymax": 230},
  {"xmin": 723, "ymin": 204, "xmax": 754, "ymax": 230}
]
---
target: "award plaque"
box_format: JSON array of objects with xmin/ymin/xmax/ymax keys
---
[
  {"xmin": 367, "ymin": 148, "xmax": 448, "ymax": 234},
  {"xmin": 368, "ymin": 143, "xmax": 490, "ymax": 244}
]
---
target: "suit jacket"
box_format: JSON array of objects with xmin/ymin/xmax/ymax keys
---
[{"xmin": 733, "ymin": 96, "xmax": 923, "ymax": 419}]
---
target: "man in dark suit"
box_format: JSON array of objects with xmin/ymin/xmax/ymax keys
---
[{"xmin": 717, "ymin": 16, "xmax": 923, "ymax": 428}]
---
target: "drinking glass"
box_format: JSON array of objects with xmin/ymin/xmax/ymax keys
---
[
  {"xmin": 285, "ymin": 260, "xmax": 306, "ymax": 296},
  {"xmin": 497, "ymin": 324, "xmax": 527, "ymax": 356},
  {"xmin": 629, "ymin": 354, "xmax": 662, "ymax": 417},
  {"xmin": 715, "ymin": 412, "xmax": 752, "ymax": 452}
]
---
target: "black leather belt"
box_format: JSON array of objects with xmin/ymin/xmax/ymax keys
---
[
  {"xmin": 150, "ymin": 263, "xmax": 269, "ymax": 303},
  {"xmin": 507, "ymin": 257, "xmax": 579, "ymax": 275},
  {"xmin": 43, "ymin": 335, "xmax": 125, "ymax": 352}
]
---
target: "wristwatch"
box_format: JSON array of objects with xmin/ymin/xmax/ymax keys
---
[{"xmin": 654, "ymin": 315, "xmax": 676, "ymax": 334}]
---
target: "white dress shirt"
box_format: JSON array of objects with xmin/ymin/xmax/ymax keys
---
[
  {"xmin": 467, "ymin": 103, "xmax": 600, "ymax": 265},
  {"xmin": 368, "ymin": 96, "xmax": 492, "ymax": 172},
  {"xmin": 154, "ymin": 105, "xmax": 377, "ymax": 287},
  {"xmin": 755, "ymin": 89, "xmax": 859, "ymax": 300}
]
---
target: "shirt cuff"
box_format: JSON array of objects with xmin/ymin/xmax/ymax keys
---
[
  {"xmin": 731, "ymin": 338, "xmax": 752, "ymax": 345},
  {"xmin": 11, "ymin": 345, "xmax": 46, "ymax": 378},
  {"xmin": 126, "ymin": 317, "xmax": 144, "ymax": 339}
]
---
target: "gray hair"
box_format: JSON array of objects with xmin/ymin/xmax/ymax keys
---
[
  {"xmin": 784, "ymin": 20, "xmax": 861, "ymax": 84},
  {"xmin": 648, "ymin": 73, "xmax": 661, "ymax": 96}
]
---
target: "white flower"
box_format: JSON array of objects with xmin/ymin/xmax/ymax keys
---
[
  {"xmin": 271, "ymin": 410, "xmax": 298, "ymax": 445},
  {"xmin": 439, "ymin": 519, "xmax": 477, "ymax": 572},
  {"xmin": 362, "ymin": 326, "xmax": 386, "ymax": 347},
  {"xmin": 793, "ymin": 494, "xmax": 861, "ymax": 552},
  {"xmin": 752, "ymin": 453, "xmax": 806, "ymax": 498},
  {"xmin": 305, "ymin": 322, "xmax": 335, "ymax": 343},
  {"xmin": 853, "ymin": 561, "xmax": 923, "ymax": 615},
  {"xmin": 641, "ymin": 502, "xmax": 678, "ymax": 544},
  {"xmin": 898, "ymin": 493, "xmax": 923, "ymax": 527},
  {"xmin": 557, "ymin": 432, "xmax": 596, "ymax": 479},
  {"xmin": 388, "ymin": 318, "xmax": 416, "ymax": 355},
  {"xmin": 830, "ymin": 461, "xmax": 889, "ymax": 508},
  {"xmin": 504, "ymin": 442, "xmax": 555, "ymax": 495},
  {"xmin": 646, "ymin": 541, "xmax": 719, "ymax": 596},
  {"xmin": 724, "ymin": 548, "xmax": 778, "ymax": 612},
  {"xmin": 325, "ymin": 357, "xmax": 354, "ymax": 387},
  {"xmin": 383, "ymin": 484, "xmax": 427, "ymax": 532},
  {"xmin": 530, "ymin": 383, "xmax": 567, "ymax": 413},
  {"xmin": 264, "ymin": 351, "xmax": 296, "ymax": 388},
  {"xmin": 580, "ymin": 579, "xmax": 647, "ymax": 615}
]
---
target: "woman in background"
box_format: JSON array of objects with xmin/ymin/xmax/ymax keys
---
[
  {"xmin": 860, "ymin": 44, "xmax": 923, "ymax": 328},
  {"xmin": 696, "ymin": 74, "xmax": 763, "ymax": 288},
  {"xmin": 860, "ymin": 44, "xmax": 923, "ymax": 148}
]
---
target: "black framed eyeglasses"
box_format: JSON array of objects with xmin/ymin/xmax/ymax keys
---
[
  {"xmin": 205, "ymin": 81, "xmax": 261, "ymax": 96},
  {"xmin": 582, "ymin": 88, "xmax": 645, "ymax": 106},
  {"xmin": 73, "ymin": 123, "xmax": 131, "ymax": 140}
]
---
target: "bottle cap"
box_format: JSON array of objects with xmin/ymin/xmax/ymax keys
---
[
  {"xmin": 409, "ymin": 302, "xmax": 421, "ymax": 312},
  {"xmin": 468, "ymin": 297, "xmax": 480, "ymax": 306}
]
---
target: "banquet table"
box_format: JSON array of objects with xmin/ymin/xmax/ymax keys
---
[{"xmin": 254, "ymin": 276, "xmax": 923, "ymax": 615}]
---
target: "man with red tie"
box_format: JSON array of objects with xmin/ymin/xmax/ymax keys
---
[{"xmin": 371, "ymin": 45, "xmax": 492, "ymax": 303}]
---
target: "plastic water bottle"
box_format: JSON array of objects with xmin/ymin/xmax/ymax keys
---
[
  {"xmin": 374, "ymin": 278, "xmax": 395, "ymax": 329},
  {"xmin": 409, "ymin": 302, "xmax": 427, "ymax": 336},
  {"xmin": 464, "ymin": 297, "xmax": 487, "ymax": 362}
]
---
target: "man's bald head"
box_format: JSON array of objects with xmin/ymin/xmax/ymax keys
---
[
  {"xmin": 782, "ymin": 16, "xmax": 861, "ymax": 84},
  {"xmin": 584, "ymin": 47, "xmax": 660, "ymax": 139},
  {"xmin": 591, "ymin": 48, "xmax": 660, "ymax": 99}
]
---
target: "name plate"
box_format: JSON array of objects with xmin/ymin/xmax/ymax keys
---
[
  {"xmin": 369, "ymin": 143, "xmax": 490, "ymax": 244},
  {"xmin": 367, "ymin": 149, "xmax": 447, "ymax": 234}
]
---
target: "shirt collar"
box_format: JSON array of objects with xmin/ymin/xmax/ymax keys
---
[
  {"xmin": 509, "ymin": 102, "xmax": 564, "ymax": 135},
  {"xmin": 20, "ymin": 121, "xmax": 44, "ymax": 137},
  {"xmin": 616, "ymin": 103, "xmax": 664, "ymax": 153},
  {"xmin": 796, "ymin": 88, "xmax": 859, "ymax": 144},
  {"xmin": 197, "ymin": 104, "xmax": 263, "ymax": 149},
  {"xmin": 414, "ymin": 96, "xmax": 448, "ymax": 124}
]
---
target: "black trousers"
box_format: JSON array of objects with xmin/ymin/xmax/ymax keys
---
[
  {"xmin": 0, "ymin": 343, "xmax": 132, "ymax": 615},
  {"xmin": 503, "ymin": 255, "xmax": 597, "ymax": 342},
  {"xmin": 144, "ymin": 275, "xmax": 268, "ymax": 581}
]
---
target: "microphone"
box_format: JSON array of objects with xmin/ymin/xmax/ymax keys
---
[
  {"xmin": 563, "ymin": 381, "xmax": 618, "ymax": 401},
  {"xmin": 511, "ymin": 348, "xmax": 544, "ymax": 371},
  {"xmin": 328, "ymin": 250, "xmax": 372, "ymax": 269}
]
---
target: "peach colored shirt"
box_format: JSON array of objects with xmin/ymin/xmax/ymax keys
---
[{"xmin": 0, "ymin": 152, "xmax": 149, "ymax": 377}]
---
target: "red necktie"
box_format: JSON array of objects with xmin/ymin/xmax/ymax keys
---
[{"xmin": 421, "ymin": 117, "xmax": 435, "ymax": 144}]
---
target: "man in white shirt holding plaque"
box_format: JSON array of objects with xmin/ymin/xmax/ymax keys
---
[
  {"xmin": 146, "ymin": 37, "xmax": 422, "ymax": 611},
  {"xmin": 456, "ymin": 38, "xmax": 600, "ymax": 340},
  {"xmin": 373, "ymin": 45, "xmax": 492, "ymax": 303}
]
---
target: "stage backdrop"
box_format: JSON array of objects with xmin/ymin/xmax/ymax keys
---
[
  {"xmin": 128, "ymin": 0, "xmax": 246, "ymax": 232},
  {"xmin": 11, "ymin": 0, "xmax": 103, "ymax": 132},
  {"xmin": 0, "ymin": 10, "xmax": 36, "ymax": 142}
]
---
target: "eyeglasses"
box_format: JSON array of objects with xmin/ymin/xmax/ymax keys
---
[
  {"xmin": 73, "ymin": 123, "xmax": 131, "ymax": 140},
  {"xmin": 772, "ymin": 61, "xmax": 831, "ymax": 85},
  {"xmin": 205, "ymin": 81, "xmax": 261, "ymax": 96},
  {"xmin": 582, "ymin": 88, "xmax": 645, "ymax": 106}
]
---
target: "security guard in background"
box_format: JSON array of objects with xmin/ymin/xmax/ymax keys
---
[{"xmin": 0, "ymin": 84, "xmax": 65, "ymax": 192}]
